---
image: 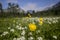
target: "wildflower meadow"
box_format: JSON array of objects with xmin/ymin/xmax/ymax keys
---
[
  {"xmin": 0, "ymin": 0, "xmax": 60, "ymax": 40},
  {"xmin": 0, "ymin": 17, "xmax": 60, "ymax": 40}
]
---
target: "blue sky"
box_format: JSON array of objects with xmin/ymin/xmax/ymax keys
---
[{"xmin": 0, "ymin": 0, "xmax": 60, "ymax": 11}]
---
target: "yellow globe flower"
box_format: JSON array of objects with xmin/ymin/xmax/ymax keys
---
[
  {"xmin": 29, "ymin": 15, "xmax": 31, "ymax": 17},
  {"xmin": 28, "ymin": 14, "xmax": 30, "ymax": 16},
  {"xmin": 39, "ymin": 21, "xmax": 43, "ymax": 25},
  {"xmin": 39, "ymin": 17, "xmax": 43, "ymax": 25},
  {"xmin": 28, "ymin": 23, "xmax": 36, "ymax": 31},
  {"xmin": 25, "ymin": 17, "xmax": 29, "ymax": 18},
  {"xmin": 39, "ymin": 17, "xmax": 43, "ymax": 21},
  {"xmin": 28, "ymin": 14, "xmax": 31, "ymax": 17}
]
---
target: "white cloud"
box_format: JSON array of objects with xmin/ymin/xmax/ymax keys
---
[
  {"xmin": 21, "ymin": 3, "xmax": 56, "ymax": 11},
  {"xmin": 21, "ymin": 3, "xmax": 37, "ymax": 11},
  {"xmin": 7, "ymin": 0, "xmax": 18, "ymax": 3},
  {"xmin": 21, "ymin": 3, "xmax": 47, "ymax": 11}
]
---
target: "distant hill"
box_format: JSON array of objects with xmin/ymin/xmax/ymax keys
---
[
  {"xmin": 35, "ymin": 2, "xmax": 60, "ymax": 17},
  {"xmin": 48, "ymin": 2, "xmax": 60, "ymax": 11},
  {"xmin": 53, "ymin": 2, "xmax": 60, "ymax": 9}
]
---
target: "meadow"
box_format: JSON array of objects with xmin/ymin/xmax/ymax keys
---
[{"xmin": 0, "ymin": 17, "xmax": 60, "ymax": 40}]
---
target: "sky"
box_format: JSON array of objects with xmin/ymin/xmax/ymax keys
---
[{"xmin": 0, "ymin": 0, "xmax": 60, "ymax": 11}]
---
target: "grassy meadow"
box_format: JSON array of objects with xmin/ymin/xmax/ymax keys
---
[{"xmin": 0, "ymin": 17, "xmax": 60, "ymax": 40}]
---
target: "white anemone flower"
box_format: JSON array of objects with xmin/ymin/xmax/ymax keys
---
[
  {"xmin": 37, "ymin": 30, "xmax": 40, "ymax": 33},
  {"xmin": 53, "ymin": 21, "xmax": 56, "ymax": 23},
  {"xmin": 13, "ymin": 20, "xmax": 15, "ymax": 23},
  {"xmin": 19, "ymin": 24, "xmax": 21, "ymax": 26},
  {"xmin": 2, "ymin": 31, "xmax": 9, "ymax": 36},
  {"xmin": 29, "ymin": 32, "xmax": 32, "ymax": 35},
  {"xmin": 48, "ymin": 21, "xmax": 51, "ymax": 24},
  {"xmin": 10, "ymin": 29, "xmax": 14, "ymax": 32},
  {"xmin": 21, "ymin": 27, "xmax": 25, "ymax": 30},
  {"xmin": 37, "ymin": 37, "xmax": 43, "ymax": 40},
  {"xmin": 24, "ymin": 26, "xmax": 27, "ymax": 29},
  {"xmin": 8, "ymin": 27, "xmax": 11, "ymax": 29},
  {"xmin": 28, "ymin": 37, "xmax": 34, "ymax": 40},
  {"xmin": 21, "ymin": 30, "xmax": 25, "ymax": 36},
  {"xmin": 53, "ymin": 36, "xmax": 57, "ymax": 39},
  {"xmin": 13, "ymin": 38, "xmax": 17, "ymax": 40},
  {"xmin": 16, "ymin": 25, "xmax": 19, "ymax": 28},
  {"xmin": 17, "ymin": 36, "xmax": 25, "ymax": 40}
]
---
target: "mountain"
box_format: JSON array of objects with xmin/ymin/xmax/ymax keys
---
[
  {"xmin": 53, "ymin": 2, "xmax": 60, "ymax": 8},
  {"xmin": 36, "ymin": 2, "xmax": 60, "ymax": 16},
  {"xmin": 50, "ymin": 2, "xmax": 60, "ymax": 11}
]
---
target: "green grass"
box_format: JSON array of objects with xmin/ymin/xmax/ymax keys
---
[{"xmin": 0, "ymin": 17, "xmax": 60, "ymax": 40}]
